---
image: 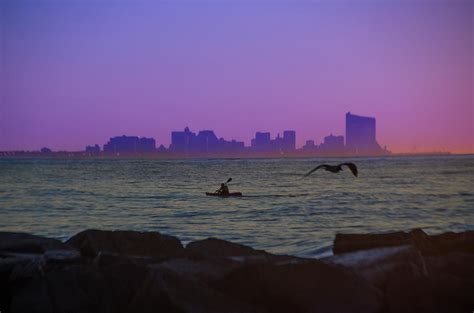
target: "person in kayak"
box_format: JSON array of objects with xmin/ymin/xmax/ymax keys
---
[{"xmin": 216, "ymin": 183, "xmax": 230, "ymax": 196}]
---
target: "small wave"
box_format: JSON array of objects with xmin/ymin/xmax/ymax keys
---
[
  {"xmin": 115, "ymin": 195, "xmax": 171, "ymax": 200},
  {"xmin": 298, "ymin": 245, "xmax": 334, "ymax": 259},
  {"xmin": 440, "ymin": 170, "xmax": 464, "ymax": 175},
  {"xmin": 243, "ymin": 193, "xmax": 311, "ymax": 198}
]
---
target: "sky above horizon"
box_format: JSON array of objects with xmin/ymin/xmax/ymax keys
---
[{"xmin": 1, "ymin": 0, "xmax": 473, "ymax": 153}]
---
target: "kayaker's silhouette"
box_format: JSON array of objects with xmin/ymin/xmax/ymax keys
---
[
  {"xmin": 304, "ymin": 163, "xmax": 358, "ymax": 177},
  {"xmin": 216, "ymin": 183, "xmax": 230, "ymax": 196}
]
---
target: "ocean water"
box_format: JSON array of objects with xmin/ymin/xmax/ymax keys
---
[{"xmin": 0, "ymin": 155, "xmax": 473, "ymax": 258}]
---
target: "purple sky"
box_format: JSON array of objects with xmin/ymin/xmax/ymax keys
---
[{"xmin": 1, "ymin": 0, "xmax": 473, "ymax": 153}]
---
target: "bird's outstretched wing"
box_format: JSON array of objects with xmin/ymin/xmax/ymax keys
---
[
  {"xmin": 340, "ymin": 163, "xmax": 358, "ymax": 177},
  {"xmin": 303, "ymin": 164, "xmax": 328, "ymax": 177}
]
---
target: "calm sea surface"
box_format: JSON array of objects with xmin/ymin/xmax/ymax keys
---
[{"xmin": 0, "ymin": 155, "xmax": 473, "ymax": 257}]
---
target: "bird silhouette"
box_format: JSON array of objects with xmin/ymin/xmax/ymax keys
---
[{"xmin": 304, "ymin": 163, "xmax": 358, "ymax": 177}]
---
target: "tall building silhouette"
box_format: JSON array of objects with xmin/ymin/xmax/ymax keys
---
[
  {"xmin": 251, "ymin": 132, "xmax": 272, "ymax": 152},
  {"xmin": 282, "ymin": 130, "xmax": 296, "ymax": 152},
  {"xmin": 170, "ymin": 127, "xmax": 195, "ymax": 153},
  {"xmin": 345, "ymin": 112, "xmax": 383, "ymax": 155},
  {"xmin": 195, "ymin": 130, "xmax": 219, "ymax": 152}
]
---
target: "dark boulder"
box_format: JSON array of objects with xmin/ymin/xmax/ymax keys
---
[
  {"xmin": 326, "ymin": 245, "xmax": 427, "ymax": 289},
  {"xmin": 185, "ymin": 238, "xmax": 269, "ymax": 258},
  {"xmin": 0, "ymin": 231, "xmax": 81, "ymax": 312},
  {"xmin": 424, "ymin": 253, "xmax": 474, "ymax": 313},
  {"xmin": 333, "ymin": 230, "xmax": 410, "ymax": 255},
  {"xmin": 7, "ymin": 257, "xmax": 53, "ymax": 313},
  {"xmin": 333, "ymin": 229, "xmax": 474, "ymax": 256},
  {"xmin": 129, "ymin": 265, "xmax": 263, "ymax": 313},
  {"xmin": 0, "ymin": 232, "xmax": 73, "ymax": 254},
  {"xmin": 214, "ymin": 260, "xmax": 383, "ymax": 313},
  {"xmin": 95, "ymin": 257, "xmax": 153, "ymax": 313},
  {"xmin": 430, "ymin": 231, "xmax": 474, "ymax": 255},
  {"xmin": 333, "ymin": 229, "xmax": 439, "ymax": 255},
  {"xmin": 8, "ymin": 260, "xmax": 110, "ymax": 313},
  {"xmin": 66, "ymin": 229, "xmax": 184, "ymax": 259},
  {"xmin": 426, "ymin": 252, "xmax": 474, "ymax": 282},
  {"xmin": 159, "ymin": 257, "xmax": 241, "ymax": 283},
  {"xmin": 378, "ymin": 255, "xmax": 473, "ymax": 313},
  {"xmin": 10, "ymin": 275, "xmax": 53, "ymax": 313},
  {"xmin": 382, "ymin": 262, "xmax": 438, "ymax": 313},
  {"xmin": 328, "ymin": 241, "xmax": 474, "ymax": 313},
  {"xmin": 125, "ymin": 268, "xmax": 185, "ymax": 313},
  {"xmin": 41, "ymin": 265, "xmax": 105, "ymax": 313},
  {"xmin": 185, "ymin": 238, "xmax": 298, "ymax": 265},
  {"xmin": 8, "ymin": 256, "xmax": 153, "ymax": 313},
  {"xmin": 0, "ymin": 254, "xmax": 38, "ymax": 313}
]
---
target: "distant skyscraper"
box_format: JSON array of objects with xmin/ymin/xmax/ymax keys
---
[
  {"xmin": 272, "ymin": 133, "xmax": 283, "ymax": 151},
  {"xmin": 170, "ymin": 127, "xmax": 195, "ymax": 153},
  {"xmin": 255, "ymin": 132, "xmax": 271, "ymax": 146},
  {"xmin": 195, "ymin": 130, "xmax": 219, "ymax": 152},
  {"xmin": 282, "ymin": 130, "xmax": 296, "ymax": 152},
  {"xmin": 252, "ymin": 132, "xmax": 272, "ymax": 152},
  {"xmin": 345, "ymin": 112, "xmax": 383, "ymax": 155}
]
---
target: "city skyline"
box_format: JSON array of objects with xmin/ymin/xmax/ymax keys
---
[
  {"xmin": 1, "ymin": 0, "xmax": 472, "ymax": 153},
  {"xmin": 97, "ymin": 112, "xmax": 387, "ymax": 155},
  {"xmin": 0, "ymin": 113, "xmax": 463, "ymax": 154},
  {"xmin": 3, "ymin": 112, "xmax": 391, "ymax": 157}
]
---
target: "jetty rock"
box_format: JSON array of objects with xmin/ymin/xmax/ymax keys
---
[
  {"xmin": 0, "ymin": 232, "xmax": 74, "ymax": 254},
  {"xmin": 333, "ymin": 228, "xmax": 474, "ymax": 255},
  {"xmin": 327, "ymin": 229, "xmax": 474, "ymax": 313},
  {"xmin": 66, "ymin": 229, "xmax": 184, "ymax": 259},
  {"xmin": 1, "ymin": 228, "xmax": 473, "ymax": 313}
]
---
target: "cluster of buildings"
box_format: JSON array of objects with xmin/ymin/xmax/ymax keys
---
[
  {"xmin": 169, "ymin": 127, "xmax": 245, "ymax": 153},
  {"xmin": 100, "ymin": 136, "xmax": 157, "ymax": 154},
  {"xmin": 250, "ymin": 131, "xmax": 296, "ymax": 153},
  {"xmin": 301, "ymin": 113, "xmax": 386, "ymax": 155},
  {"xmin": 80, "ymin": 112, "xmax": 388, "ymax": 157}
]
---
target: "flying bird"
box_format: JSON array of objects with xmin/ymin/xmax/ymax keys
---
[{"xmin": 304, "ymin": 163, "xmax": 358, "ymax": 177}]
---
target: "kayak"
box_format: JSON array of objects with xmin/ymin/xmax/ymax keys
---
[{"xmin": 206, "ymin": 192, "xmax": 243, "ymax": 197}]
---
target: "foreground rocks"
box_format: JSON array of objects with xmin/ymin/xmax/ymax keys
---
[
  {"xmin": 329, "ymin": 229, "xmax": 474, "ymax": 313},
  {"xmin": 1, "ymin": 229, "xmax": 473, "ymax": 313}
]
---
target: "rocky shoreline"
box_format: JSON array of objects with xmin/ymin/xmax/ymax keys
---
[{"xmin": 1, "ymin": 229, "xmax": 473, "ymax": 313}]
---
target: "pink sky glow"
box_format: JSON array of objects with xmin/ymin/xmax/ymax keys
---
[{"xmin": 1, "ymin": 0, "xmax": 473, "ymax": 153}]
